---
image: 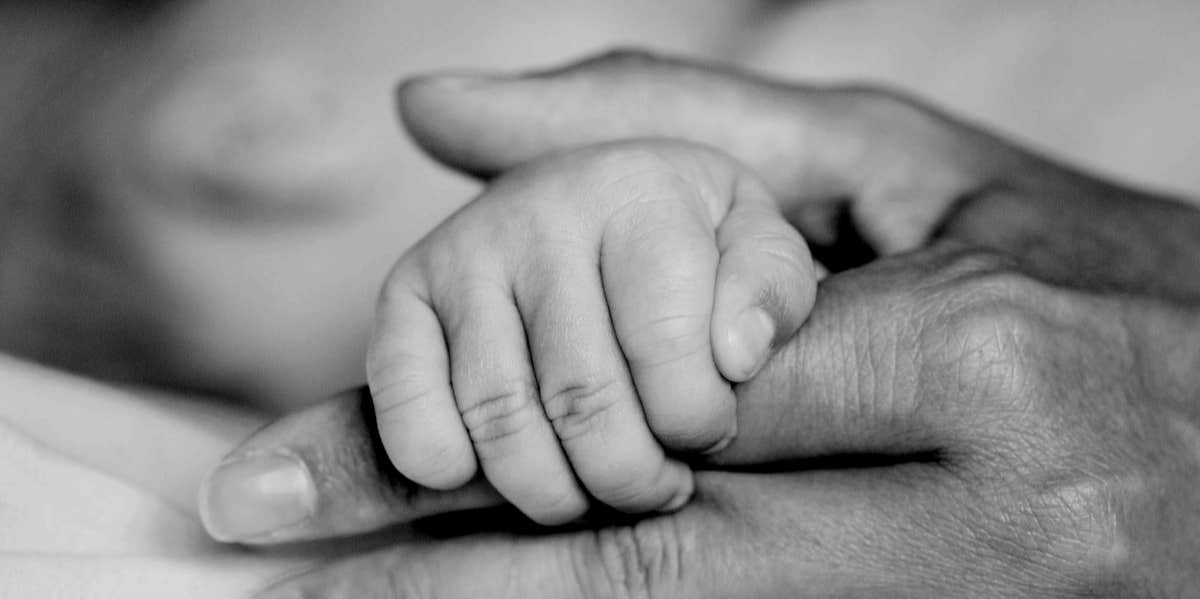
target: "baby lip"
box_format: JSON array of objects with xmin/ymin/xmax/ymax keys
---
[{"xmin": 199, "ymin": 450, "xmax": 317, "ymax": 542}]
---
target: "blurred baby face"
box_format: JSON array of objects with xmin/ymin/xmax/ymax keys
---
[{"xmin": 1, "ymin": 0, "xmax": 749, "ymax": 410}]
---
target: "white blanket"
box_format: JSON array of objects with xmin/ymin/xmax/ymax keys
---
[{"xmin": 0, "ymin": 356, "xmax": 305, "ymax": 598}]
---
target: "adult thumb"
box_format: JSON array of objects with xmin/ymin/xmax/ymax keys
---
[
  {"xmin": 397, "ymin": 50, "xmax": 857, "ymax": 201},
  {"xmin": 396, "ymin": 49, "xmax": 994, "ymax": 254}
]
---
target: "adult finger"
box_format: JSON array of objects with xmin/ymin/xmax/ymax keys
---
[
  {"xmin": 198, "ymin": 389, "xmax": 502, "ymax": 544},
  {"xmin": 253, "ymin": 468, "xmax": 959, "ymax": 599},
  {"xmin": 397, "ymin": 50, "xmax": 1008, "ymax": 253},
  {"xmin": 396, "ymin": 50, "xmax": 848, "ymax": 195}
]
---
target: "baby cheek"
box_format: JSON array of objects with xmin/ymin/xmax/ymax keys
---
[
  {"xmin": 82, "ymin": 54, "xmax": 474, "ymax": 408},
  {"xmin": 134, "ymin": 59, "xmax": 377, "ymax": 219}
]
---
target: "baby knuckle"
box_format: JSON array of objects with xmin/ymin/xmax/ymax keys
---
[
  {"xmin": 579, "ymin": 146, "xmax": 688, "ymax": 197},
  {"xmin": 742, "ymin": 221, "xmax": 809, "ymax": 264},
  {"xmin": 751, "ymin": 235, "xmax": 815, "ymax": 294},
  {"xmin": 460, "ymin": 381, "xmax": 541, "ymax": 453},
  {"xmin": 622, "ymin": 312, "xmax": 710, "ymax": 369},
  {"xmin": 487, "ymin": 195, "xmax": 562, "ymax": 245},
  {"xmin": 366, "ymin": 354, "xmax": 429, "ymax": 408},
  {"xmin": 544, "ymin": 378, "xmax": 624, "ymax": 444}
]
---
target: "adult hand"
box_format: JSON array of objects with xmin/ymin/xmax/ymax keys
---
[
  {"xmin": 398, "ymin": 51, "xmax": 1200, "ymax": 300},
  {"xmin": 216, "ymin": 244, "xmax": 1200, "ymax": 598},
  {"xmin": 202, "ymin": 52, "xmax": 1200, "ymax": 597}
]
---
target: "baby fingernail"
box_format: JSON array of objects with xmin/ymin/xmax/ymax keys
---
[
  {"xmin": 726, "ymin": 307, "xmax": 775, "ymax": 381},
  {"xmin": 200, "ymin": 451, "xmax": 317, "ymax": 542}
]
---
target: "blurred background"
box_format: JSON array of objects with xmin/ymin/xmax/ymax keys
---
[{"xmin": 3, "ymin": 0, "xmax": 1198, "ymax": 412}]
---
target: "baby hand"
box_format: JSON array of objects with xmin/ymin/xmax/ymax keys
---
[{"xmin": 367, "ymin": 140, "xmax": 817, "ymax": 524}]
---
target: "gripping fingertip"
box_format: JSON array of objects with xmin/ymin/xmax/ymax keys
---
[
  {"xmin": 718, "ymin": 307, "xmax": 776, "ymax": 382},
  {"xmin": 661, "ymin": 469, "xmax": 695, "ymax": 512}
]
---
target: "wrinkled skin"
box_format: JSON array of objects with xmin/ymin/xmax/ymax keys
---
[{"xmin": 203, "ymin": 52, "xmax": 1200, "ymax": 597}]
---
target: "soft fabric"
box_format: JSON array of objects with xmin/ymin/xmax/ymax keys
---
[{"xmin": 0, "ymin": 356, "xmax": 303, "ymax": 598}]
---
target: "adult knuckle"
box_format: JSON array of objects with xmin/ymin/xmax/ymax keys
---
[
  {"xmin": 571, "ymin": 519, "xmax": 690, "ymax": 599},
  {"xmin": 936, "ymin": 298, "xmax": 1043, "ymax": 408},
  {"xmin": 543, "ymin": 378, "xmax": 624, "ymax": 444},
  {"xmin": 916, "ymin": 258, "xmax": 1057, "ymax": 418},
  {"xmin": 580, "ymin": 145, "xmax": 688, "ymax": 198},
  {"xmin": 1038, "ymin": 478, "xmax": 1129, "ymax": 586},
  {"xmin": 947, "ymin": 300, "xmax": 1038, "ymax": 375},
  {"xmin": 460, "ymin": 380, "xmax": 541, "ymax": 456},
  {"xmin": 927, "ymin": 256, "xmax": 1048, "ymax": 370},
  {"xmin": 979, "ymin": 473, "xmax": 1130, "ymax": 593}
]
